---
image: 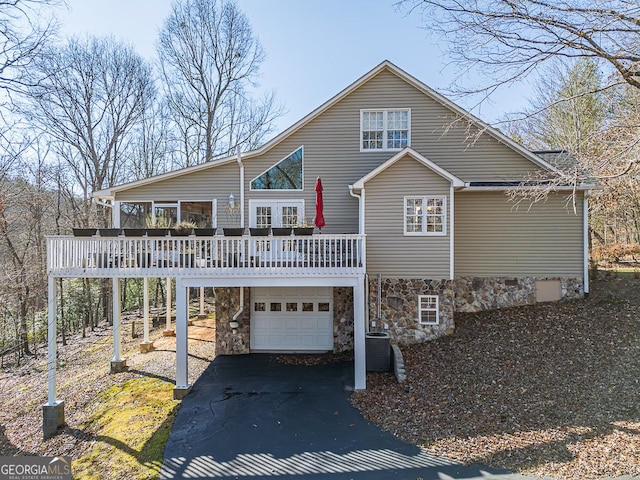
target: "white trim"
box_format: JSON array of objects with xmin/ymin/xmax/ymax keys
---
[
  {"xmin": 94, "ymin": 61, "xmax": 559, "ymax": 199},
  {"xmin": 353, "ymin": 147, "xmax": 464, "ymax": 190},
  {"xmin": 403, "ymin": 196, "xmax": 447, "ymax": 236},
  {"xmin": 450, "ymin": 185, "xmax": 454, "ymax": 280},
  {"xmin": 238, "ymin": 149, "xmax": 245, "ymax": 228},
  {"xmin": 360, "ymin": 109, "xmax": 411, "ymax": 152},
  {"xmin": 583, "ymin": 191, "xmax": 590, "ymax": 295},
  {"xmin": 418, "ymin": 295, "xmax": 439, "ymax": 325},
  {"xmin": 249, "ymin": 145, "xmax": 304, "ymax": 192},
  {"xmin": 461, "ymin": 185, "xmax": 595, "ymax": 192}
]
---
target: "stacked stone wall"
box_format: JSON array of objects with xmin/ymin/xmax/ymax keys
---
[
  {"xmin": 453, "ymin": 277, "xmax": 583, "ymax": 312},
  {"xmin": 214, "ymin": 287, "xmax": 250, "ymax": 355},
  {"xmin": 368, "ymin": 277, "xmax": 455, "ymax": 345},
  {"xmin": 333, "ymin": 287, "xmax": 354, "ymax": 352}
]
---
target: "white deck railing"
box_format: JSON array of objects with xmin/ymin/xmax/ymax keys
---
[{"xmin": 47, "ymin": 234, "xmax": 366, "ymax": 278}]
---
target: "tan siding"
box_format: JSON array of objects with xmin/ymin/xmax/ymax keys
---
[
  {"xmin": 365, "ymin": 156, "xmax": 451, "ymax": 278},
  {"xmin": 115, "ymin": 162, "xmax": 240, "ymax": 228},
  {"xmin": 113, "ymin": 68, "xmax": 545, "ymax": 235},
  {"xmin": 455, "ymin": 191, "xmax": 584, "ymax": 277}
]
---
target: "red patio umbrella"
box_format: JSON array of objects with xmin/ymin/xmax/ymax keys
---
[{"xmin": 314, "ymin": 177, "xmax": 325, "ymax": 230}]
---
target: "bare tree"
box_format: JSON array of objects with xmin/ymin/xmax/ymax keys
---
[
  {"xmin": 157, "ymin": 0, "xmax": 280, "ymax": 166},
  {"xmin": 24, "ymin": 36, "xmax": 155, "ymax": 225},
  {"xmin": 0, "ymin": 0, "xmax": 61, "ymax": 100},
  {"xmin": 400, "ymin": 1, "xmax": 640, "ymax": 95}
]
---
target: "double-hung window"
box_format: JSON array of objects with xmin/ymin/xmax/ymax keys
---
[
  {"xmin": 361, "ymin": 109, "xmax": 410, "ymax": 151},
  {"xmin": 404, "ymin": 196, "xmax": 446, "ymax": 235}
]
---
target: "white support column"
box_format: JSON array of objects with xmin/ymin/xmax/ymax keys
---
[
  {"xmin": 110, "ymin": 278, "xmax": 126, "ymax": 372},
  {"xmin": 199, "ymin": 287, "xmax": 205, "ymax": 318},
  {"xmin": 43, "ymin": 276, "xmax": 64, "ymax": 439},
  {"xmin": 174, "ymin": 277, "xmax": 191, "ymax": 399},
  {"xmin": 354, "ymin": 279, "xmax": 366, "ymax": 390},
  {"xmin": 164, "ymin": 276, "xmax": 174, "ymax": 335},
  {"xmin": 47, "ymin": 277, "xmax": 58, "ymax": 405},
  {"xmin": 140, "ymin": 277, "xmax": 153, "ymax": 353},
  {"xmin": 186, "ymin": 287, "xmax": 192, "ymax": 325}
]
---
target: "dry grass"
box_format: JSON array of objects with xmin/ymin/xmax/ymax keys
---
[{"xmin": 352, "ymin": 272, "xmax": 640, "ymax": 479}]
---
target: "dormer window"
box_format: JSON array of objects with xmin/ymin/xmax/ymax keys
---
[
  {"xmin": 251, "ymin": 146, "xmax": 303, "ymax": 190},
  {"xmin": 361, "ymin": 109, "xmax": 410, "ymax": 151}
]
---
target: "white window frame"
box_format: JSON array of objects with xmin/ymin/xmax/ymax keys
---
[
  {"xmin": 418, "ymin": 295, "xmax": 439, "ymax": 325},
  {"xmin": 248, "ymin": 200, "xmax": 305, "ymax": 228},
  {"xmin": 403, "ymin": 195, "xmax": 447, "ymax": 236},
  {"xmin": 360, "ymin": 109, "xmax": 411, "ymax": 152},
  {"xmin": 114, "ymin": 199, "xmax": 217, "ymax": 228}
]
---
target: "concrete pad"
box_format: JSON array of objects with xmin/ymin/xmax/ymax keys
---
[
  {"xmin": 162, "ymin": 330, "xmax": 176, "ymax": 337},
  {"xmin": 161, "ymin": 354, "xmax": 531, "ymax": 480},
  {"xmin": 139, "ymin": 341, "xmax": 154, "ymax": 353},
  {"xmin": 42, "ymin": 400, "xmax": 65, "ymax": 440},
  {"xmin": 109, "ymin": 359, "xmax": 127, "ymax": 374}
]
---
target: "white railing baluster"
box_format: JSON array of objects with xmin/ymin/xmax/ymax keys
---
[{"xmin": 46, "ymin": 233, "xmax": 366, "ymax": 277}]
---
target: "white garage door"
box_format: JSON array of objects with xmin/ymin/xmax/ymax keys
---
[{"xmin": 251, "ymin": 287, "xmax": 333, "ymax": 351}]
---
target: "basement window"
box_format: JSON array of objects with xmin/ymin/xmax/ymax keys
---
[{"xmin": 418, "ymin": 295, "xmax": 439, "ymax": 325}]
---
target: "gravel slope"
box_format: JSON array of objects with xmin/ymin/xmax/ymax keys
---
[{"xmin": 352, "ymin": 274, "xmax": 640, "ymax": 479}]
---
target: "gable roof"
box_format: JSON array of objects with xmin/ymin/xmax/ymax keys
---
[
  {"xmin": 352, "ymin": 147, "xmax": 464, "ymax": 190},
  {"xmin": 94, "ymin": 60, "xmax": 558, "ymax": 199}
]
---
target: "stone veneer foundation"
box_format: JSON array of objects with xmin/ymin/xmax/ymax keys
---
[
  {"xmin": 453, "ymin": 277, "xmax": 584, "ymax": 312},
  {"xmin": 369, "ymin": 277, "xmax": 455, "ymax": 345},
  {"xmin": 215, "ymin": 287, "xmax": 250, "ymax": 355},
  {"xmin": 369, "ymin": 276, "xmax": 583, "ymax": 346},
  {"xmin": 333, "ymin": 287, "xmax": 354, "ymax": 353}
]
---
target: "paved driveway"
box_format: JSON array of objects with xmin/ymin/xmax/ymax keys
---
[{"xmin": 161, "ymin": 354, "xmax": 535, "ymax": 480}]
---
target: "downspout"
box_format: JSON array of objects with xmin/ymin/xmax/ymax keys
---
[
  {"xmin": 231, "ymin": 147, "xmax": 245, "ymax": 332},
  {"xmin": 583, "ymin": 190, "xmax": 590, "ymax": 296},
  {"xmin": 230, "ymin": 287, "xmax": 244, "ymax": 330},
  {"xmin": 449, "ymin": 184, "xmax": 455, "ymax": 280},
  {"xmin": 237, "ymin": 147, "xmax": 245, "ymax": 228},
  {"xmin": 348, "ymin": 185, "xmax": 365, "ymax": 234}
]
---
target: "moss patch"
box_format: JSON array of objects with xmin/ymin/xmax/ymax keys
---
[{"xmin": 73, "ymin": 377, "xmax": 178, "ymax": 479}]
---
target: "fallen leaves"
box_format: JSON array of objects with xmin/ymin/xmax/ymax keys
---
[{"xmin": 352, "ymin": 274, "xmax": 640, "ymax": 479}]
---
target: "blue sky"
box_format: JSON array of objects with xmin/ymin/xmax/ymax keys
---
[{"xmin": 58, "ymin": 0, "xmax": 532, "ymax": 134}]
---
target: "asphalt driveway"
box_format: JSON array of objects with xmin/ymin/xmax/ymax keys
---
[{"xmin": 161, "ymin": 354, "xmax": 535, "ymax": 480}]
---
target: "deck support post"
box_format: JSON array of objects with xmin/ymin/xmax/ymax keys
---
[
  {"xmin": 140, "ymin": 277, "xmax": 153, "ymax": 353},
  {"xmin": 163, "ymin": 277, "xmax": 175, "ymax": 336},
  {"xmin": 198, "ymin": 287, "xmax": 206, "ymax": 319},
  {"xmin": 354, "ymin": 279, "xmax": 366, "ymax": 390},
  {"xmin": 187, "ymin": 287, "xmax": 193, "ymax": 325},
  {"xmin": 43, "ymin": 276, "xmax": 65, "ymax": 439},
  {"xmin": 174, "ymin": 277, "xmax": 191, "ymax": 399},
  {"xmin": 110, "ymin": 277, "xmax": 127, "ymax": 373}
]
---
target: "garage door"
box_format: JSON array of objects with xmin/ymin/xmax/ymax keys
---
[{"xmin": 251, "ymin": 287, "xmax": 333, "ymax": 351}]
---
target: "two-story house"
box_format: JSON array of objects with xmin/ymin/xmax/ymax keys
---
[{"xmin": 43, "ymin": 61, "xmax": 589, "ymax": 436}]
